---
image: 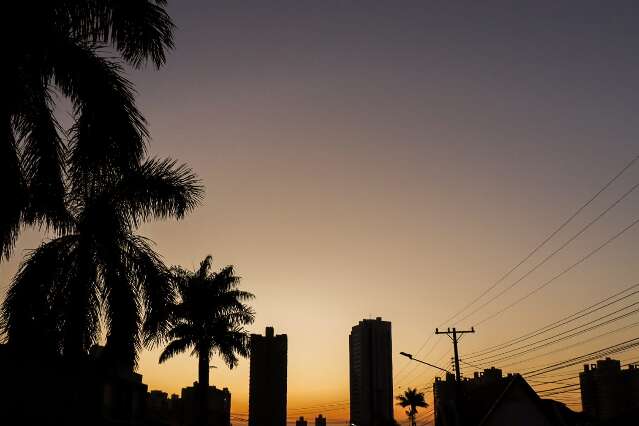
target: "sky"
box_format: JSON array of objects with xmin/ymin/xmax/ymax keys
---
[{"xmin": 2, "ymin": 1, "xmax": 639, "ymax": 424}]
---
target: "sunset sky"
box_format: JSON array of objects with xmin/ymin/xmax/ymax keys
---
[{"xmin": 2, "ymin": 1, "xmax": 639, "ymax": 424}]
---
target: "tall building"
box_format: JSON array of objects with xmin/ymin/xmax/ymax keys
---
[
  {"xmin": 349, "ymin": 317, "xmax": 393, "ymax": 426},
  {"xmin": 295, "ymin": 416, "xmax": 308, "ymax": 426},
  {"xmin": 580, "ymin": 357, "xmax": 639, "ymax": 424},
  {"xmin": 315, "ymin": 414, "xmax": 327, "ymax": 426},
  {"xmin": 248, "ymin": 326, "xmax": 288, "ymax": 426}
]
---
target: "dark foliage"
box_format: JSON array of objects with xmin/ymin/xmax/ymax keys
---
[
  {"xmin": 156, "ymin": 256, "xmax": 254, "ymax": 425},
  {"xmin": 1, "ymin": 156, "xmax": 202, "ymax": 368},
  {"xmin": 2, "ymin": 0, "xmax": 175, "ymax": 259}
]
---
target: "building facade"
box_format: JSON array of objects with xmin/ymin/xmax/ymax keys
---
[
  {"xmin": 248, "ymin": 326, "xmax": 288, "ymax": 426},
  {"xmin": 433, "ymin": 367, "xmax": 580, "ymax": 426},
  {"xmin": 580, "ymin": 357, "xmax": 639, "ymax": 424},
  {"xmin": 349, "ymin": 317, "xmax": 393, "ymax": 426},
  {"xmin": 180, "ymin": 383, "xmax": 231, "ymax": 426}
]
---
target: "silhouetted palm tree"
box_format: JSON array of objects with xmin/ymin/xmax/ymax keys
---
[
  {"xmin": 2, "ymin": 1, "xmax": 175, "ymax": 260},
  {"xmin": 1, "ymin": 157, "xmax": 202, "ymax": 368},
  {"xmin": 396, "ymin": 388, "xmax": 428, "ymax": 426},
  {"xmin": 157, "ymin": 256, "xmax": 254, "ymax": 426}
]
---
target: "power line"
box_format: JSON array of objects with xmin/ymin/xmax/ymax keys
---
[
  {"xmin": 399, "ymin": 348, "xmax": 453, "ymax": 388},
  {"xmin": 516, "ymin": 334, "xmax": 636, "ymax": 374},
  {"xmin": 474, "ymin": 215, "xmax": 639, "ymax": 327},
  {"xmin": 497, "ymin": 318, "xmax": 639, "ymax": 370},
  {"xmin": 288, "ymin": 401, "xmax": 349, "ymax": 412},
  {"xmin": 396, "ymin": 344, "xmax": 450, "ymax": 386},
  {"xmin": 528, "ymin": 378, "xmax": 578, "ymax": 386},
  {"xmin": 538, "ymin": 388, "xmax": 583, "ymax": 397},
  {"xmin": 394, "ymin": 336, "xmax": 437, "ymax": 383},
  {"xmin": 536, "ymin": 383, "xmax": 581, "ymax": 394},
  {"xmin": 399, "ymin": 155, "xmax": 638, "ymax": 376},
  {"xmin": 464, "ymin": 281, "xmax": 639, "ymax": 358},
  {"xmin": 522, "ymin": 336, "xmax": 639, "ymax": 378},
  {"xmin": 440, "ymin": 154, "xmax": 639, "ymax": 326},
  {"xmin": 468, "ymin": 302, "xmax": 639, "ymax": 365},
  {"xmin": 522, "ymin": 350, "xmax": 639, "ymax": 390},
  {"xmin": 459, "ymin": 181, "xmax": 639, "ymax": 326},
  {"xmin": 435, "ymin": 327, "xmax": 476, "ymax": 381}
]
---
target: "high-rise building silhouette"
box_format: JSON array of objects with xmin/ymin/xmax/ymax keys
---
[
  {"xmin": 349, "ymin": 317, "xmax": 393, "ymax": 426},
  {"xmin": 295, "ymin": 416, "xmax": 308, "ymax": 426},
  {"xmin": 315, "ymin": 414, "xmax": 327, "ymax": 426},
  {"xmin": 248, "ymin": 326, "xmax": 287, "ymax": 426},
  {"xmin": 580, "ymin": 357, "xmax": 639, "ymax": 423}
]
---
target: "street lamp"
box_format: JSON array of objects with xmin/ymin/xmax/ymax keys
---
[{"xmin": 399, "ymin": 352, "xmax": 452, "ymax": 374}]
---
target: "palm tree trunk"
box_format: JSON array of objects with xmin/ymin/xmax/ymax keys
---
[{"xmin": 198, "ymin": 349, "xmax": 210, "ymax": 426}]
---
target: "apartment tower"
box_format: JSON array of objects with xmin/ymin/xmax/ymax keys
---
[
  {"xmin": 349, "ymin": 317, "xmax": 393, "ymax": 426},
  {"xmin": 248, "ymin": 327, "xmax": 288, "ymax": 426}
]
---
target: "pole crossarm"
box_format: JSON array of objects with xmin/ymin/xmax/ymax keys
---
[{"xmin": 435, "ymin": 327, "xmax": 476, "ymax": 381}]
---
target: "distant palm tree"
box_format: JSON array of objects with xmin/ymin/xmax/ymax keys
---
[
  {"xmin": 157, "ymin": 256, "xmax": 254, "ymax": 426},
  {"xmin": 2, "ymin": 1, "xmax": 175, "ymax": 260},
  {"xmin": 396, "ymin": 388, "xmax": 428, "ymax": 426},
  {"xmin": 1, "ymin": 157, "xmax": 202, "ymax": 368}
]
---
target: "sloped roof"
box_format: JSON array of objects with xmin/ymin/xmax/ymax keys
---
[
  {"xmin": 446, "ymin": 373, "xmax": 578, "ymax": 426},
  {"xmin": 476, "ymin": 374, "xmax": 557, "ymax": 425}
]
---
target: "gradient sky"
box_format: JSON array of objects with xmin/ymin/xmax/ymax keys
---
[{"xmin": 2, "ymin": 1, "xmax": 639, "ymax": 424}]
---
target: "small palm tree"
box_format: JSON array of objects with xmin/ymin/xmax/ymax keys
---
[
  {"xmin": 396, "ymin": 388, "xmax": 428, "ymax": 426},
  {"xmin": 157, "ymin": 256, "xmax": 254, "ymax": 426}
]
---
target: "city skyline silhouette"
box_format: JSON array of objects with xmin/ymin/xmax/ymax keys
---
[{"xmin": 2, "ymin": 1, "xmax": 639, "ymax": 425}]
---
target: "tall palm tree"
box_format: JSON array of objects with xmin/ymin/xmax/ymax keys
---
[
  {"xmin": 2, "ymin": 0, "xmax": 175, "ymax": 260},
  {"xmin": 157, "ymin": 256, "xmax": 254, "ymax": 426},
  {"xmin": 1, "ymin": 157, "xmax": 202, "ymax": 368},
  {"xmin": 396, "ymin": 388, "xmax": 428, "ymax": 426}
]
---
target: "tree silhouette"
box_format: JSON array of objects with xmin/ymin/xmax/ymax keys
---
[
  {"xmin": 157, "ymin": 255, "xmax": 254, "ymax": 426},
  {"xmin": 396, "ymin": 388, "xmax": 428, "ymax": 426},
  {"xmin": 1, "ymin": 157, "xmax": 202, "ymax": 368},
  {"xmin": 2, "ymin": 1, "xmax": 175, "ymax": 260}
]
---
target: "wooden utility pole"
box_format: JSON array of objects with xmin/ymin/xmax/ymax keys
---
[{"xmin": 435, "ymin": 327, "xmax": 475, "ymax": 381}]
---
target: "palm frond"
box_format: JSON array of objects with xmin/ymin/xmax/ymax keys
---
[
  {"xmin": 60, "ymin": 0, "xmax": 175, "ymax": 68},
  {"xmin": 1, "ymin": 235, "xmax": 79, "ymax": 355},
  {"xmin": 59, "ymin": 239, "xmax": 102, "ymax": 359},
  {"xmin": 116, "ymin": 157, "xmax": 203, "ymax": 226},
  {"xmin": 166, "ymin": 322, "xmax": 198, "ymax": 341},
  {"xmin": 212, "ymin": 265, "xmax": 242, "ymax": 290},
  {"xmin": 14, "ymin": 83, "xmax": 69, "ymax": 230},
  {"xmin": 159, "ymin": 337, "xmax": 192, "ymax": 364},
  {"xmin": 0, "ymin": 116, "xmax": 27, "ymax": 259},
  {"xmin": 197, "ymin": 255, "xmax": 214, "ymax": 279},
  {"xmin": 50, "ymin": 37, "xmax": 147, "ymax": 184},
  {"xmin": 213, "ymin": 327, "xmax": 251, "ymax": 369},
  {"xmin": 101, "ymin": 242, "xmax": 142, "ymax": 368},
  {"xmin": 122, "ymin": 236, "xmax": 173, "ymax": 347}
]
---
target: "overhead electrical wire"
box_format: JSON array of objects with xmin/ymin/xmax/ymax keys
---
[
  {"xmin": 441, "ymin": 154, "xmax": 639, "ymax": 326},
  {"xmin": 496, "ymin": 319, "xmax": 639, "ymax": 369},
  {"xmin": 462, "ymin": 182, "xmax": 639, "ymax": 326},
  {"xmin": 522, "ymin": 336, "xmax": 639, "ymax": 378},
  {"xmin": 465, "ymin": 281, "xmax": 639, "ymax": 358},
  {"xmin": 469, "ymin": 301, "xmax": 639, "ymax": 365},
  {"xmin": 474, "ymin": 215, "xmax": 639, "ymax": 327},
  {"xmin": 397, "ymin": 155, "xmax": 638, "ymax": 381}
]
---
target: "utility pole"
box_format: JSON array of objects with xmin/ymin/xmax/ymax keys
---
[{"xmin": 435, "ymin": 327, "xmax": 475, "ymax": 381}]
